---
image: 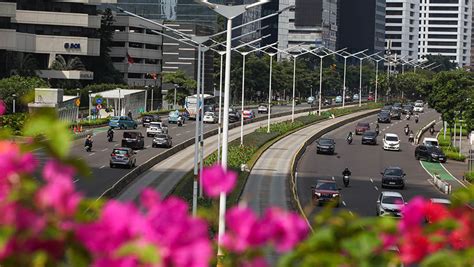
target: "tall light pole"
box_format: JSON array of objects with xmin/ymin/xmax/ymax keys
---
[
  {"xmin": 267, "ymin": 51, "xmax": 276, "ymax": 133},
  {"xmin": 88, "ymin": 90, "xmax": 92, "ymax": 122},
  {"xmin": 335, "ymin": 49, "xmax": 368, "ymax": 107},
  {"xmin": 194, "ymin": 0, "xmax": 272, "ymax": 258},
  {"xmin": 217, "ymin": 51, "xmax": 225, "ymax": 163},
  {"xmin": 304, "ymin": 47, "xmax": 346, "ymax": 114},
  {"xmin": 354, "ymin": 52, "xmax": 379, "ymax": 107},
  {"xmin": 368, "ymin": 55, "xmax": 385, "ymax": 103},
  {"xmin": 12, "ymin": 94, "xmax": 16, "ymax": 113}
]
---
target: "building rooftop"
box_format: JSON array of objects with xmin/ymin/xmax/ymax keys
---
[{"xmin": 90, "ymin": 89, "xmax": 145, "ymax": 99}]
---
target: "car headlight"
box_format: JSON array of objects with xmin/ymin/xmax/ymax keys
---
[
  {"xmin": 315, "ymin": 192, "xmax": 321, "ymax": 196},
  {"xmin": 332, "ymin": 194, "xmax": 339, "ymax": 197},
  {"xmin": 431, "ymin": 153, "xmax": 438, "ymax": 158}
]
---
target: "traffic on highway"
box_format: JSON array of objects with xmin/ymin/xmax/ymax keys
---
[
  {"xmin": 295, "ymin": 102, "xmax": 450, "ymax": 220},
  {"xmin": 38, "ymin": 104, "xmax": 314, "ymax": 197}
]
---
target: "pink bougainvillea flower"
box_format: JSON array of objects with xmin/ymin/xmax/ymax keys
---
[
  {"xmin": 399, "ymin": 197, "xmax": 428, "ymax": 232},
  {"xmin": 0, "ymin": 99, "xmax": 5, "ymax": 115},
  {"xmin": 448, "ymin": 208, "xmax": 474, "ymax": 249},
  {"xmin": 201, "ymin": 165, "xmax": 237, "ymax": 197},
  {"xmin": 36, "ymin": 160, "xmax": 81, "ymax": 217},
  {"xmin": 221, "ymin": 206, "xmax": 270, "ymax": 253},
  {"xmin": 380, "ymin": 233, "xmax": 397, "ymax": 250},
  {"xmin": 399, "ymin": 228, "xmax": 431, "ymax": 264},
  {"xmin": 0, "ymin": 141, "xmax": 37, "ymax": 200},
  {"xmin": 262, "ymin": 207, "xmax": 309, "ymax": 252}
]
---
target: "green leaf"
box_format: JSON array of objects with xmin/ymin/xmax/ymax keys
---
[
  {"xmin": 117, "ymin": 242, "xmax": 161, "ymax": 264},
  {"xmin": 420, "ymin": 250, "xmax": 460, "ymax": 267}
]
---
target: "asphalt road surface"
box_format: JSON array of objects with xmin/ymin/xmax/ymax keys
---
[
  {"xmin": 295, "ymin": 108, "xmax": 446, "ymax": 220},
  {"xmin": 51, "ymin": 104, "xmax": 313, "ymax": 197}
]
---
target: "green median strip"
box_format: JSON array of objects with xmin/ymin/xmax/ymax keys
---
[{"xmin": 420, "ymin": 161, "xmax": 454, "ymax": 181}]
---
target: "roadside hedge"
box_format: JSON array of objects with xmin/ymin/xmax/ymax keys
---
[
  {"xmin": 0, "ymin": 113, "xmax": 28, "ymax": 135},
  {"xmin": 437, "ymin": 132, "xmax": 467, "ymax": 162},
  {"xmin": 76, "ymin": 117, "xmax": 111, "ymax": 127},
  {"xmin": 464, "ymin": 172, "xmax": 474, "ymax": 183}
]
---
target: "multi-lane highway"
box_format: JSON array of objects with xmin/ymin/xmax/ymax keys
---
[
  {"xmin": 295, "ymin": 108, "xmax": 445, "ymax": 219},
  {"xmin": 52, "ymin": 104, "xmax": 313, "ymax": 197}
]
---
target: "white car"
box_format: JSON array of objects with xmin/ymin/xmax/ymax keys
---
[
  {"xmin": 376, "ymin": 191, "xmax": 406, "ymax": 217},
  {"xmin": 383, "ymin": 133, "xmax": 400, "ymax": 151},
  {"xmin": 203, "ymin": 112, "xmax": 218, "ymax": 123},
  {"xmin": 146, "ymin": 122, "xmax": 168, "ymax": 137},
  {"xmin": 307, "ymin": 96, "xmax": 315, "ymax": 105},
  {"xmin": 257, "ymin": 105, "xmax": 268, "ymax": 114},
  {"xmin": 422, "ymin": 137, "xmax": 439, "ymax": 147},
  {"xmin": 413, "ymin": 103, "xmax": 424, "ymax": 113}
]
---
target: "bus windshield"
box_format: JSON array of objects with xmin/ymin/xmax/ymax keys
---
[{"xmin": 185, "ymin": 95, "xmax": 216, "ymax": 119}]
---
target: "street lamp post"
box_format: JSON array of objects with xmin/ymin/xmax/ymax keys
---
[
  {"xmin": 194, "ymin": 0, "xmax": 271, "ymax": 258},
  {"xmin": 88, "ymin": 90, "xmax": 92, "ymax": 122},
  {"xmin": 217, "ymin": 51, "xmax": 225, "ymax": 163},
  {"xmin": 354, "ymin": 52, "xmax": 378, "ymax": 107},
  {"xmin": 12, "ymin": 94, "xmax": 16, "ymax": 113},
  {"xmin": 335, "ymin": 49, "xmax": 368, "ymax": 107},
  {"xmin": 267, "ymin": 51, "xmax": 276, "ymax": 133},
  {"xmin": 173, "ymin": 84, "xmax": 178, "ymax": 108}
]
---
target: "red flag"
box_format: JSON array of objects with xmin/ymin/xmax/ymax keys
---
[
  {"xmin": 152, "ymin": 73, "xmax": 157, "ymax": 80},
  {"xmin": 126, "ymin": 53, "xmax": 134, "ymax": 64}
]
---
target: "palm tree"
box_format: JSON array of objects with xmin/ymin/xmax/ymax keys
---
[
  {"xmin": 50, "ymin": 55, "xmax": 85, "ymax": 71},
  {"xmin": 8, "ymin": 52, "xmax": 38, "ymax": 77}
]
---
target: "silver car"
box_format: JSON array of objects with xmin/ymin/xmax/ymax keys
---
[
  {"xmin": 110, "ymin": 147, "xmax": 137, "ymax": 168},
  {"xmin": 152, "ymin": 134, "xmax": 173, "ymax": 148}
]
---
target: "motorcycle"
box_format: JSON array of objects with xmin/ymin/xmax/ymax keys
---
[
  {"xmin": 415, "ymin": 117, "xmax": 419, "ymax": 123},
  {"xmin": 343, "ymin": 175, "xmax": 350, "ymax": 187},
  {"xmin": 406, "ymin": 114, "xmax": 410, "ymax": 120},
  {"xmin": 430, "ymin": 127, "xmax": 435, "ymax": 135},
  {"xmin": 177, "ymin": 116, "xmax": 183, "ymax": 127},
  {"xmin": 107, "ymin": 131, "xmax": 114, "ymax": 142},
  {"xmin": 404, "ymin": 127, "xmax": 409, "ymax": 136},
  {"xmin": 347, "ymin": 136, "xmax": 353, "ymax": 144},
  {"xmin": 408, "ymin": 133, "xmax": 415, "ymax": 143}
]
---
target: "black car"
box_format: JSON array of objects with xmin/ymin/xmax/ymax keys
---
[
  {"xmin": 402, "ymin": 105, "xmax": 414, "ymax": 115},
  {"xmin": 392, "ymin": 103, "xmax": 402, "ymax": 111},
  {"xmin": 378, "ymin": 111, "xmax": 391, "ymax": 123},
  {"xmin": 361, "ymin": 131, "xmax": 378, "ymax": 145},
  {"xmin": 152, "ymin": 134, "xmax": 173, "ymax": 148},
  {"xmin": 381, "ymin": 105, "xmax": 392, "ymax": 112},
  {"xmin": 415, "ymin": 145, "xmax": 446, "ymax": 163},
  {"xmin": 228, "ymin": 108, "xmax": 240, "ymax": 123},
  {"xmin": 121, "ymin": 131, "xmax": 145, "ymax": 150},
  {"xmin": 316, "ymin": 138, "xmax": 336, "ymax": 155},
  {"xmin": 390, "ymin": 109, "xmax": 401, "ymax": 120},
  {"xmin": 142, "ymin": 114, "xmax": 161, "ymax": 127},
  {"xmin": 381, "ymin": 166, "xmax": 406, "ymax": 189}
]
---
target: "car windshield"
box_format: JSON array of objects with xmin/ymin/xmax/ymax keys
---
[
  {"xmin": 386, "ymin": 136, "xmax": 398, "ymax": 142},
  {"xmin": 425, "ymin": 141, "xmax": 438, "ymax": 146},
  {"xmin": 205, "ymin": 112, "xmax": 214, "ymax": 116},
  {"xmin": 169, "ymin": 111, "xmax": 178, "ymax": 116},
  {"xmin": 150, "ymin": 122, "xmax": 161, "ymax": 127},
  {"xmin": 363, "ymin": 131, "xmax": 377, "ymax": 137},
  {"xmin": 319, "ymin": 139, "xmax": 334, "ymax": 145},
  {"xmin": 382, "ymin": 196, "xmax": 404, "ymax": 204},
  {"xmin": 123, "ymin": 132, "xmax": 138, "ymax": 138},
  {"xmin": 384, "ymin": 168, "xmax": 403, "ymax": 176},
  {"xmin": 155, "ymin": 134, "xmax": 167, "ymax": 139},
  {"xmin": 380, "ymin": 111, "xmax": 390, "ymax": 116},
  {"xmin": 111, "ymin": 116, "xmax": 120, "ymax": 121},
  {"xmin": 316, "ymin": 182, "xmax": 337, "ymax": 191},
  {"xmin": 415, "ymin": 103, "xmax": 423, "ymax": 107},
  {"xmin": 357, "ymin": 123, "xmax": 369, "ymax": 127},
  {"xmin": 113, "ymin": 149, "xmax": 128, "ymax": 155},
  {"xmin": 394, "ymin": 103, "xmax": 401, "ymax": 107}
]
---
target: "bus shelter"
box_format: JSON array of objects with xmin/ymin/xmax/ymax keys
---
[{"xmin": 90, "ymin": 89, "xmax": 147, "ymax": 118}]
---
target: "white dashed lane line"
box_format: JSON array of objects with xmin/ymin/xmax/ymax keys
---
[
  {"xmin": 374, "ymin": 186, "xmax": 379, "ymax": 191},
  {"xmin": 101, "ymin": 148, "xmax": 107, "ymax": 152},
  {"xmin": 370, "ymin": 178, "xmax": 374, "ymax": 183},
  {"xmin": 73, "ymin": 179, "xmax": 79, "ymax": 183},
  {"xmin": 176, "ymin": 133, "xmax": 182, "ymax": 136},
  {"xmin": 342, "ymin": 201, "xmax": 347, "ymax": 207},
  {"xmin": 89, "ymin": 153, "xmax": 95, "ymax": 156},
  {"xmin": 146, "ymin": 145, "xmax": 151, "ymax": 148},
  {"xmin": 114, "ymin": 144, "xmax": 119, "ymax": 147},
  {"xmin": 99, "ymin": 165, "xmax": 106, "ymax": 169}
]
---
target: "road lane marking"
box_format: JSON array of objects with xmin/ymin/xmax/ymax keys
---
[
  {"xmin": 374, "ymin": 186, "xmax": 379, "ymax": 191},
  {"xmin": 99, "ymin": 165, "xmax": 106, "ymax": 169},
  {"xmin": 342, "ymin": 201, "xmax": 347, "ymax": 207},
  {"xmin": 101, "ymin": 148, "xmax": 107, "ymax": 152},
  {"xmin": 349, "ymin": 211, "xmax": 354, "ymax": 216},
  {"xmin": 114, "ymin": 144, "xmax": 119, "ymax": 147},
  {"xmin": 89, "ymin": 153, "xmax": 95, "ymax": 156},
  {"xmin": 370, "ymin": 178, "xmax": 374, "ymax": 183},
  {"xmin": 73, "ymin": 179, "xmax": 79, "ymax": 183},
  {"xmin": 146, "ymin": 145, "xmax": 151, "ymax": 148},
  {"xmin": 176, "ymin": 133, "xmax": 182, "ymax": 136},
  {"xmin": 186, "ymin": 130, "xmax": 191, "ymax": 133}
]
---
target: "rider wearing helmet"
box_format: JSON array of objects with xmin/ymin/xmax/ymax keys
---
[{"xmin": 342, "ymin": 168, "xmax": 352, "ymax": 177}]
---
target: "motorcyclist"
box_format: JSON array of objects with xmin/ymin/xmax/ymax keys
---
[
  {"xmin": 415, "ymin": 114, "xmax": 419, "ymax": 123},
  {"xmin": 430, "ymin": 124, "xmax": 435, "ymax": 135},
  {"xmin": 406, "ymin": 113, "xmax": 410, "ymax": 120},
  {"xmin": 409, "ymin": 130, "xmax": 415, "ymax": 143},
  {"xmin": 107, "ymin": 127, "xmax": 114, "ymax": 141},
  {"xmin": 85, "ymin": 134, "xmax": 93, "ymax": 151},
  {"xmin": 404, "ymin": 124, "xmax": 410, "ymax": 135},
  {"xmin": 347, "ymin": 131, "xmax": 353, "ymax": 141},
  {"xmin": 342, "ymin": 168, "xmax": 352, "ymax": 177},
  {"xmin": 177, "ymin": 115, "xmax": 184, "ymax": 126},
  {"xmin": 375, "ymin": 123, "xmax": 380, "ymax": 135}
]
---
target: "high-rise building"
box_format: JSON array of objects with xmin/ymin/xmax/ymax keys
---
[
  {"xmin": 337, "ymin": 0, "xmax": 386, "ymax": 54},
  {"xmin": 418, "ymin": 0, "xmax": 472, "ymax": 67},
  {"xmin": 471, "ymin": 0, "xmax": 474, "ymax": 69},
  {"xmin": 322, "ymin": 0, "xmax": 339, "ymax": 51},
  {"xmin": 0, "ymin": 0, "xmax": 116, "ymax": 78},
  {"xmin": 385, "ymin": 0, "xmax": 419, "ymax": 61},
  {"xmin": 288, "ymin": 0, "xmax": 323, "ymax": 51}
]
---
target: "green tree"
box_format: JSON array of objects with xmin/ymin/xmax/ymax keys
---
[
  {"xmin": 51, "ymin": 55, "xmax": 86, "ymax": 71},
  {"xmin": 10, "ymin": 52, "xmax": 39, "ymax": 77},
  {"xmin": 422, "ymin": 54, "xmax": 457, "ymax": 72},
  {"xmin": 0, "ymin": 76, "xmax": 48, "ymax": 114},
  {"xmin": 162, "ymin": 70, "xmax": 196, "ymax": 105}
]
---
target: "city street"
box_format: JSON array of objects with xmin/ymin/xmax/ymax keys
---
[{"xmin": 295, "ymin": 108, "xmax": 446, "ymax": 219}]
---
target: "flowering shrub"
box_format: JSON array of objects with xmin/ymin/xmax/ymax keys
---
[{"xmin": 0, "ymin": 100, "xmax": 473, "ymax": 266}]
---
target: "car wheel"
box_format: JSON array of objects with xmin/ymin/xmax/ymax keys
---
[
  {"xmin": 401, "ymin": 184, "xmax": 405, "ymax": 190},
  {"xmin": 133, "ymin": 124, "xmax": 137, "ymax": 129},
  {"xmin": 415, "ymin": 155, "xmax": 420, "ymax": 160},
  {"xmin": 133, "ymin": 160, "xmax": 136, "ymax": 167},
  {"xmin": 110, "ymin": 164, "xmax": 114, "ymax": 168},
  {"xmin": 428, "ymin": 156, "xmax": 433, "ymax": 162},
  {"xmin": 119, "ymin": 124, "xmax": 124, "ymax": 130}
]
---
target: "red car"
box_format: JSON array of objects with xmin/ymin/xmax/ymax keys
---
[
  {"xmin": 355, "ymin": 122, "xmax": 370, "ymax": 135},
  {"xmin": 368, "ymin": 94, "xmax": 374, "ymax": 101},
  {"xmin": 242, "ymin": 110, "xmax": 255, "ymax": 120},
  {"xmin": 311, "ymin": 180, "xmax": 341, "ymax": 207}
]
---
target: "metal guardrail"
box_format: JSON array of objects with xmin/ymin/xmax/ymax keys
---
[{"xmin": 414, "ymin": 119, "xmax": 436, "ymax": 145}]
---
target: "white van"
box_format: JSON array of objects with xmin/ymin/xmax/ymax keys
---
[{"xmin": 422, "ymin": 137, "xmax": 439, "ymax": 147}]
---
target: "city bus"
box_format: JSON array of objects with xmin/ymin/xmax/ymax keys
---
[{"xmin": 184, "ymin": 94, "xmax": 217, "ymax": 119}]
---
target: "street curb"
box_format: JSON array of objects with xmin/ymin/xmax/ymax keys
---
[
  {"xmin": 99, "ymin": 103, "xmax": 353, "ymax": 199},
  {"xmin": 288, "ymin": 109, "xmax": 379, "ymax": 228},
  {"xmin": 415, "ymin": 119, "xmax": 436, "ymax": 145}
]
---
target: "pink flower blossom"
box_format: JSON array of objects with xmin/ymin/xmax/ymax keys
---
[
  {"xmin": 380, "ymin": 233, "xmax": 397, "ymax": 250},
  {"xmin": 399, "ymin": 197, "xmax": 427, "ymax": 232},
  {"xmin": 36, "ymin": 160, "xmax": 81, "ymax": 217},
  {"xmin": 399, "ymin": 228, "xmax": 431, "ymax": 264},
  {"xmin": 0, "ymin": 141, "xmax": 37, "ymax": 200},
  {"xmin": 0, "ymin": 99, "xmax": 5, "ymax": 115},
  {"xmin": 201, "ymin": 165, "xmax": 237, "ymax": 197},
  {"xmin": 221, "ymin": 206, "xmax": 270, "ymax": 252},
  {"xmin": 263, "ymin": 208, "xmax": 309, "ymax": 252}
]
